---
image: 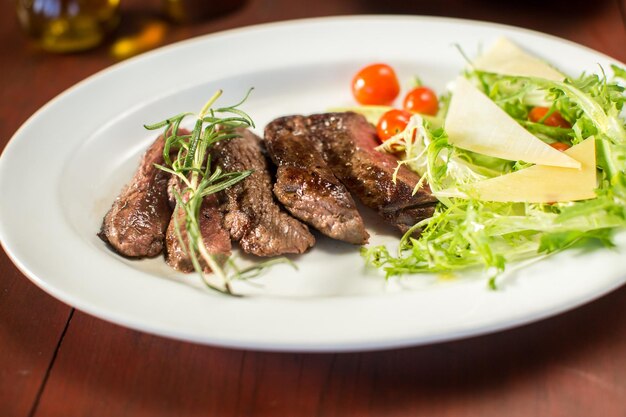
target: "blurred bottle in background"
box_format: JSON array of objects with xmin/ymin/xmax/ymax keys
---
[
  {"xmin": 16, "ymin": 0, "xmax": 120, "ymax": 52},
  {"xmin": 163, "ymin": 0, "xmax": 245, "ymax": 23}
]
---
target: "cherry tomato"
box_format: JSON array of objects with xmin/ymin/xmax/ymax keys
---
[
  {"xmin": 403, "ymin": 86, "xmax": 439, "ymax": 116},
  {"xmin": 529, "ymin": 107, "xmax": 571, "ymax": 128},
  {"xmin": 376, "ymin": 109, "xmax": 412, "ymax": 142},
  {"xmin": 550, "ymin": 142, "xmax": 571, "ymax": 151},
  {"xmin": 352, "ymin": 63, "xmax": 400, "ymax": 105}
]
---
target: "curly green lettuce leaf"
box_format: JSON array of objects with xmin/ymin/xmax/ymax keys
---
[{"xmin": 366, "ymin": 65, "xmax": 626, "ymax": 288}]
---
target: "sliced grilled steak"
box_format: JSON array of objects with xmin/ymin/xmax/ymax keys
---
[
  {"xmin": 167, "ymin": 174, "xmax": 181, "ymax": 210},
  {"xmin": 307, "ymin": 112, "xmax": 438, "ymax": 234},
  {"xmin": 165, "ymin": 193, "xmax": 231, "ymax": 273},
  {"xmin": 264, "ymin": 116, "xmax": 369, "ymax": 245},
  {"xmin": 211, "ymin": 129, "xmax": 315, "ymax": 256},
  {"xmin": 99, "ymin": 134, "xmax": 172, "ymax": 257}
]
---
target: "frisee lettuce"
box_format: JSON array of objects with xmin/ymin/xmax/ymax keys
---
[{"xmin": 363, "ymin": 65, "xmax": 626, "ymax": 288}]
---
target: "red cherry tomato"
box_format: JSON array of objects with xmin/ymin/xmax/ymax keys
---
[
  {"xmin": 403, "ymin": 86, "xmax": 439, "ymax": 116},
  {"xmin": 529, "ymin": 107, "xmax": 571, "ymax": 128},
  {"xmin": 550, "ymin": 142, "xmax": 571, "ymax": 151},
  {"xmin": 376, "ymin": 109, "xmax": 412, "ymax": 142},
  {"xmin": 352, "ymin": 63, "xmax": 400, "ymax": 105}
]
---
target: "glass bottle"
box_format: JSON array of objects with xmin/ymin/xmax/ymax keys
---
[
  {"xmin": 163, "ymin": 0, "xmax": 245, "ymax": 24},
  {"xmin": 16, "ymin": 0, "xmax": 120, "ymax": 53}
]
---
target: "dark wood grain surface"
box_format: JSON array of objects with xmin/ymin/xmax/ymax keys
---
[{"xmin": 1, "ymin": 1, "xmax": 625, "ymax": 416}]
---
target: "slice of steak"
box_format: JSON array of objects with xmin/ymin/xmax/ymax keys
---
[
  {"xmin": 167, "ymin": 174, "xmax": 182, "ymax": 210},
  {"xmin": 99, "ymin": 134, "xmax": 172, "ymax": 257},
  {"xmin": 165, "ymin": 192, "xmax": 231, "ymax": 273},
  {"xmin": 211, "ymin": 129, "xmax": 315, "ymax": 256},
  {"xmin": 264, "ymin": 116, "xmax": 369, "ymax": 245},
  {"xmin": 306, "ymin": 112, "xmax": 438, "ymax": 234}
]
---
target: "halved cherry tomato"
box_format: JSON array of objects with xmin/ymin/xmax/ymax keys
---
[
  {"xmin": 376, "ymin": 109, "xmax": 412, "ymax": 142},
  {"xmin": 403, "ymin": 86, "xmax": 439, "ymax": 116},
  {"xmin": 352, "ymin": 63, "xmax": 400, "ymax": 105},
  {"xmin": 550, "ymin": 142, "xmax": 571, "ymax": 151},
  {"xmin": 529, "ymin": 107, "xmax": 571, "ymax": 128}
]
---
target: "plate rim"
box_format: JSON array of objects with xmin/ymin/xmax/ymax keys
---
[{"xmin": 1, "ymin": 14, "xmax": 625, "ymax": 352}]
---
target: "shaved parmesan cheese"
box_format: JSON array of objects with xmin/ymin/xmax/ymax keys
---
[
  {"xmin": 440, "ymin": 138, "xmax": 596, "ymax": 203},
  {"xmin": 472, "ymin": 37, "xmax": 565, "ymax": 81},
  {"xmin": 445, "ymin": 77, "xmax": 581, "ymax": 168}
]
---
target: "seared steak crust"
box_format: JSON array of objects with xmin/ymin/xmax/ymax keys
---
[
  {"xmin": 165, "ymin": 193, "xmax": 231, "ymax": 273},
  {"xmin": 211, "ymin": 129, "xmax": 315, "ymax": 256},
  {"xmin": 99, "ymin": 135, "xmax": 172, "ymax": 257},
  {"xmin": 307, "ymin": 112, "xmax": 438, "ymax": 233},
  {"xmin": 264, "ymin": 116, "xmax": 369, "ymax": 245}
]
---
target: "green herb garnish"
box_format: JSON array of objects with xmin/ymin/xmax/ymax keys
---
[{"xmin": 145, "ymin": 89, "xmax": 288, "ymax": 295}]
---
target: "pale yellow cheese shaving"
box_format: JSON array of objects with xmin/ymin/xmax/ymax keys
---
[
  {"xmin": 438, "ymin": 137, "xmax": 596, "ymax": 203},
  {"xmin": 472, "ymin": 37, "xmax": 565, "ymax": 81},
  {"xmin": 445, "ymin": 77, "xmax": 580, "ymax": 169}
]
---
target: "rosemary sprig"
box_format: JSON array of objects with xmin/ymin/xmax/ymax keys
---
[{"xmin": 144, "ymin": 89, "xmax": 290, "ymax": 295}]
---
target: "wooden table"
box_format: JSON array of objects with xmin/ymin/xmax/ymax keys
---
[{"xmin": 2, "ymin": 1, "xmax": 626, "ymax": 416}]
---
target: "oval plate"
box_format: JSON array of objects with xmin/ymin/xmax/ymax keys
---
[{"xmin": 1, "ymin": 16, "xmax": 625, "ymax": 352}]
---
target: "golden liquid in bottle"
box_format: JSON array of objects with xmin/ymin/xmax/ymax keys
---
[
  {"xmin": 16, "ymin": 0, "xmax": 120, "ymax": 52},
  {"xmin": 163, "ymin": 0, "xmax": 245, "ymax": 23}
]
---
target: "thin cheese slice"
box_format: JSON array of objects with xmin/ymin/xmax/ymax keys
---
[
  {"xmin": 466, "ymin": 137, "xmax": 596, "ymax": 203},
  {"xmin": 472, "ymin": 37, "xmax": 565, "ymax": 81},
  {"xmin": 445, "ymin": 77, "xmax": 580, "ymax": 168}
]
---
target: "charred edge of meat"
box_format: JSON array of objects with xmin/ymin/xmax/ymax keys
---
[
  {"xmin": 305, "ymin": 112, "xmax": 438, "ymax": 234},
  {"xmin": 99, "ymin": 134, "xmax": 173, "ymax": 258},
  {"xmin": 211, "ymin": 128, "xmax": 315, "ymax": 256},
  {"xmin": 264, "ymin": 116, "xmax": 369, "ymax": 245}
]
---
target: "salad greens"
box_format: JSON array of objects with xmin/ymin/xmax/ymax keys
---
[{"xmin": 364, "ymin": 64, "xmax": 626, "ymax": 288}]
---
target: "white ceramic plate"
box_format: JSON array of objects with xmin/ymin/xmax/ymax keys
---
[{"xmin": 1, "ymin": 16, "xmax": 625, "ymax": 352}]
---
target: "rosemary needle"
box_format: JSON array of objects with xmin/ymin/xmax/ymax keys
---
[{"xmin": 144, "ymin": 89, "xmax": 292, "ymax": 295}]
